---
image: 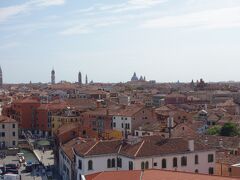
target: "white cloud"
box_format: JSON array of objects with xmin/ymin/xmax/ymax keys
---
[
  {"xmin": 0, "ymin": 42, "xmax": 20, "ymax": 49},
  {"xmin": 74, "ymin": 0, "xmax": 167, "ymax": 15},
  {"xmin": 59, "ymin": 25, "xmax": 92, "ymax": 35},
  {"xmin": 35, "ymin": 0, "xmax": 65, "ymax": 7},
  {"xmin": 129, "ymin": 0, "xmax": 167, "ymax": 6},
  {"xmin": 0, "ymin": 0, "xmax": 65, "ymax": 23},
  {"xmin": 0, "ymin": 4, "xmax": 29, "ymax": 23},
  {"xmin": 142, "ymin": 6, "xmax": 240, "ymax": 29},
  {"xmin": 59, "ymin": 16, "xmax": 128, "ymax": 36}
]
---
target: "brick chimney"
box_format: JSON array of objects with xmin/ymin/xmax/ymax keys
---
[
  {"xmin": 188, "ymin": 139, "xmax": 194, "ymax": 152},
  {"xmin": 219, "ymin": 138, "xmax": 223, "ymax": 147}
]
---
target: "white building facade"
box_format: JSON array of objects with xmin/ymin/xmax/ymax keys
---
[
  {"xmin": 0, "ymin": 116, "xmax": 18, "ymax": 148},
  {"xmin": 60, "ymin": 137, "xmax": 216, "ymax": 180},
  {"xmin": 112, "ymin": 116, "xmax": 132, "ymax": 136}
]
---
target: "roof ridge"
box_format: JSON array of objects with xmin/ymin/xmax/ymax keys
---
[
  {"xmin": 134, "ymin": 140, "xmax": 145, "ymax": 157},
  {"xmin": 84, "ymin": 141, "xmax": 99, "ymax": 155},
  {"xmin": 118, "ymin": 144, "xmax": 123, "ymax": 154}
]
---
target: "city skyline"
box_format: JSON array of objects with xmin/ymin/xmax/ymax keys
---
[{"xmin": 1, "ymin": 0, "xmax": 240, "ymax": 83}]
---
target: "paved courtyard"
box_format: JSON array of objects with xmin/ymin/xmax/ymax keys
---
[{"xmin": 33, "ymin": 149, "xmax": 54, "ymax": 167}]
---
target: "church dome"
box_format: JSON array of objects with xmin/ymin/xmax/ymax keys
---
[{"xmin": 131, "ymin": 72, "xmax": 138, "ymax": 81}]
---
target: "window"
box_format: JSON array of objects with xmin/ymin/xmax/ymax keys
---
[
  {"xmin": 2, "ymin": 125, "xmax": 5, "ymax": 129},
  {"xmin": 208, "ymin": 167, "xmax": 214, "ymax": 175},
  {"xmin": 173, "ymin": 157, "xmax": 178, "ymax": 168},
  {"xmin": 129, "ymin": 161, "xmax": 133, "ymax": 170},
  {"xmin": 195, "ymin": 155, "xmax": 199, "ymax": 164},
  {"xmin": 141, "ymin": 162, "xmax": 145, "ymax": 170},
  {"xmin": 12, "ymin": 124, "xmax": 15, "ymax": 128},
  {"xmin": 195, "ymin": 169, "xmax": 199, "ymax": 173},
  {"xmin": 107, "ymin": 159, "xmax": 111, "ymax": 168},
  {"xmin": 136, "ymin": 132, "xmax": 139, "ymax": 136},
  {"xmin": 208, "ymin": 154, "xmax": 214, "ymax": 163},
  {"xmin": 121, "ymin": 123, "xmax": 123, "ymax": 128},
  {"xmin": 88, "ymin": 160, "xmax": 93, "ymax": 170},
  {"xmin": 154, "ymin": 162, "xmax": 158, "ymax": 167},
  {"xmin": 228, "ymin": 168, "xmax": 232, "ymax": 173},
  {"xmin": 112, "ymin": 158, "xmax": 115, "ymax": 168},
  {"xmin": 117, "ymin": 158, "xmax": 122, "ymax": 168},
  {"xmin": 162, "ymin": 159, "xmax": 167, "ymax": 168},
  {"xmin": 113, "ymin": 122, "xmax": 116, "ymax": 127},
  {"xmin": 13, "ymin": 132, "xmax": 16, "ymax": 137},
  {"xmin": 2, "ymin": 132, "xmax": 5, "ymax": 137},
  {"xmin": 1, "ymin": 141, "xmax": 5, "ymax": 148},
  {"xmin": 145, "ymin": 161, "xmax": 149, "ymax": 169},
  {"xmin": 181, "ymin": 156, "xmax": 187, "ymax": 166},
  {"xmin": 78, "ymin": 160, "xmax": 82, "ymax": 169},
  {"xmin": 12, "ymin": 141, "xmax": 16, "ymax": 146}
]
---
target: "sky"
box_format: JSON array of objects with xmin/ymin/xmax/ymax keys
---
[{"xmin": 1, "ymin": 0, "xmax": 240, "ymax": 84}]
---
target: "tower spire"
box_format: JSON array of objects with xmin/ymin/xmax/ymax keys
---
[
  {"xmin": 51, "ymin": 68, "xmax": 55, "ymax": 84},
  {"xmin": 85, "ymin": 74, "xmax": 88, "ymax": 84},
  {"xmin": 0, "ymin": 66, "xmax": 2, "ymax": 88},
  {"xmin": 78, "ymin": 71, "xmax": 82, "ymax": 85}
]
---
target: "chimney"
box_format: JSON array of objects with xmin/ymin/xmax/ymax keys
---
[
  {"xmin": 96, "ymin": 100, "xmax": 100, "ymax": 108},
  {"xmin": 106, "ymin": 109, "xmax": 109, "ymax": 116},
  {"xmin": 204, "ymin": 136, "xmax": 208, "ymax": 145},
  {"xmin": 219, "ymin": 138, "xmax": 223, "ymax": 147},
  {"xmin": 167, "ymin": 117, "xmax": 174, "ymax": 128},
  {"xmin": 188, "ymin": 140, "xmax": 194, "ymax": 152},
  {"xmin": 204, "ymin": 104, "xmax": 208, "ymax": 111}
]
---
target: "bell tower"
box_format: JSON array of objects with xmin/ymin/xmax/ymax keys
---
[
  {"xmin": 0, "ymin": 66, "xmax": 2, "ymax": 87},
  {"xmin": 51, "ymin": 68, "xmax": 55, "ymax": 84},
  {"xmin": 78, "ymin": 71, "xmax": 82, "ymax": 85}
]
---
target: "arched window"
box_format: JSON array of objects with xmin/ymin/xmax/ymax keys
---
[
  {"xmin": 173, "ymin": 157, "xmax": 177, "ymax": 168},
  {"xmin": 195, "ymin": 155, "xmax": 199, "ymax": 164},
  {"xmin": 145, "ymin": 161, "xmax": 149, "ymax": 169},
  {"xmin": 112, "ymin": 158, "xmax": 115, "ymax": 168},
  {"xmin": 88, "ymin": 160, "xmax": 93, "ymax": 170},
  {"xmin": 129, "ymin": 161, "xmax": 133, "ymax": 170},
  {"xmin": 195, "ymin": 169, "xmax": 199, "ymax": 173},
  {"xmin": 117, "ymin": 158, "xmax": 122, "ymax": 168},
  {"xmin": 107, "ymin": 159, "xmax": 111, "ymax": 168},
  {"xmin": 78, "ymin": 160, "xmax": 82, "ymax": 170},
  {"xmin": 162, "ymin": 159, "xmax": 167, "ymax": 168},
  {"xmin": 141, "ymin": 161, "xmax": 145, "ymax": 170},
  {"xmin": 181, "ymin": 156, "xmax": 187, "ymax": 166}
]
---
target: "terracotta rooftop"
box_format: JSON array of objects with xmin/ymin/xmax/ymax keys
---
[
  {"xmin": 216, "ymin": 152, "xmax": 240, "ymax": 165},
  {"xmin": 112, "ymin": 105, "xmax": 145, "ymax": 117},
  {"xmin": 56, "ymin": 122, "xmax": 81, "ymax": 135},
  {"xmin": 200, "ymin": 135, "xmax": 240, "ymax": 150},
  {"xmin": 73, "ymin": 136, "xmax": 212, "ymax": 158},
  {"xmin": 14, "ymin": 98, "xmax": 39, "ymax": 104},
  {"xmin": 85, "ymin": 169, "xmax": 240, "ymax": 180},
  {"xmin": 0, "ymin": 115, "xmax": 17, "ymax": 123}
]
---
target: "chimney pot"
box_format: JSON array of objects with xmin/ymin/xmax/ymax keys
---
[{"xmin": 188, "ymin": 139, "xmax": 194, "ymax": 151}]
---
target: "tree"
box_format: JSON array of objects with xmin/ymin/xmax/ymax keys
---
[
  {"xmin": 220, "ymin": 122, "xmax": 239, "ymax": 137},
  {"xmin": 207, "ymin": 125, "xmax": 221, "ymax": 135}
]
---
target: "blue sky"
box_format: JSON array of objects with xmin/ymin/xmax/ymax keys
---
[{"xmin": 1, "ymin": 0, "xmax": 240, "ymax": 83}]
